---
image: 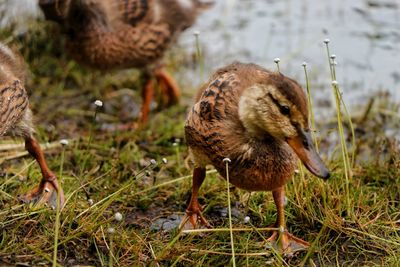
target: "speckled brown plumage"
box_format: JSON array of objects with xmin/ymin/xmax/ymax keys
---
[
  {"xmin": 0, "ymin": 42, "xmax": 64, "ymax": 208},
  {"xmin": 0, "ymin": 44, "xmax": 30, "ymax": 136},
  {"xmin": 186, "ymin": 63, "xmax": 303, "ymax": 191},
  {"xmin": 182, "ymin": 62, "xmax": 330, "ymax": 253},
  {"xmin": 0, "ymin": 80, "xmax": 29, "ymax": 136},
  {"xmin": 39, "ymin": 0, "xmax": 211, "ymax": 124}
]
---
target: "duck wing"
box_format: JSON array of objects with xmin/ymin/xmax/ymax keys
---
[{"xmin": 0, "ymin": 80, "xmax": 29, "ymax": 136}]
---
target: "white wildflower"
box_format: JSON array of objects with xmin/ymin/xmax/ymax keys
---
[
  {"xmin": 94, "ymin": 100, "xmax": 103, "ymax": 107},
  {"xmin": 283, "ymin": 196, "xmax": 288, "ymax": 206},
  {"xmin": 223, "ymin": 158, "xmax": 231, "ymax": 163},
  {"xmin": 107, "ymin": 227, "xmax": 115, "ymax": 234},
  {"xmin": 114, "ymin": 212, "xmax": 123, "ymax": 222},
  {"xmin": 60, "ymin": 139, "xmax": 69, "ymax": 146}
]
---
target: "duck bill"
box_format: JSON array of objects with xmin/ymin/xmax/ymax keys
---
[{"xmin": 286, "ymin": 130, "xmax": 330, "ymax": 180}]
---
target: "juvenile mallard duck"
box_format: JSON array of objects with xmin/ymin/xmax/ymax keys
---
[
  {"xmin": 39, "ymin": 0, "xmax": 211, "ymax": 125},
  {"xmin": 0, "ymin": 42, "xmax": 64, "ymax": 208},
  {"xmin": 182, "ymin": 62, "xmax": 330, "ymax": 253}
]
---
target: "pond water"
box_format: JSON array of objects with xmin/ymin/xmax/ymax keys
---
[{"xmin": 179, "ymin": 0, "xmax": 400, "ymax": 116}]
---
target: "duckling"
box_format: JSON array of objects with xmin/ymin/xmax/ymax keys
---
[
  {"xmin": 39, "ymin": 0, "xmax": 211, "ymax": 126},
  {"xmin": 0, "ymin": 42, "xmax": 64, "ymax": 208},
  {"xmin": 181, "ymin": 62, "xmax": 330, "ymax": 253}
]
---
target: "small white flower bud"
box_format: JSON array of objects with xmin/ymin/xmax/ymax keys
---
[
  {"xmin": 114, "ymin": 212, "xmax": 123, "ymax": 222},
  {"xmin": 294, "ymin": 169, "xmax": 300, "ymax": 174},
  {"xmin": 150, "ymin": 159, "xmax": 157, "ymax": 165},
  {"xmin": 60, "ymin": 139, "xmax": 69, "ymax": 146},
  {"xmin": 107, "ymin": 227, "xmax": 115, "ymax": 234},
  {"xmin": 274, "ymin": 57, "xmax": 280, "ymax": 63},
  {"xmin": 88, "ymin": 199, "xmax": 94, "ymax": 206},
  {"xmin": 283, "ymin": 196, "xmax": 288, "ymax": 206},
  {"xmin": 162, "ymin": 158, "xmax": 168, "ymax": 164},
  {"xmin": 330, "ymin": 54, "xmax": 336, "ymax": 60},
  {"xmin": 223, "ymin": 158, "xmax": 231, "ymax": 163},
  {"xmin": 302, "ymin": 62, "xmax": 307, "ymax": 67},
  {"xmin": 244, "ymin": 216, "xmax": 250, "ymax": 224},
  {"xmin": 331, "ymin": 80, "xmax": 338, "ymax": 86},
  {"xmin": 193, "ymin": 30, "xmax": 200, "ymax": 36},
  {"xmin": 94, "ymin": 100, "xmax": 103, "ymax": 107},
  {"xmin": 172, "ymin": 142, "xmax": 178, "ymax": 147},
  {"xmin": 323, "ymin": 38, "xmax": 330, "ymax": 44}
]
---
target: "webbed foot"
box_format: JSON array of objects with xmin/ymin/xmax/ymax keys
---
[{"xmin": 19, "ymin": 179, "xmax": 65, "ymax": 209}]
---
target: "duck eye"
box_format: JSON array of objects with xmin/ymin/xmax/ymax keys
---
[
  {"xmin": 279, "ymin": 105, "xmax": 290, "ymax": 115},
  {"xmin": 302, "ymin": 138, "xmax": 309, "ymax": 149}
]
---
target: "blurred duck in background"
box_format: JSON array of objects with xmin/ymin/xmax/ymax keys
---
[{"xmin": 39, "ymin": 0, "xmax": 212, "ymax": 127}]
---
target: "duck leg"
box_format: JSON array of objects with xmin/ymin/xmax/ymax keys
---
[
  {"xmin": 139, "ymin": 76, "xmax": 155, "ymax": 124},
  {"xmin": 154, "ymin": 68, "xmax": 180, "ymax": 107},
  {"xmin": 179, "ymin": 167, "xmax": 211, "ymax": 229},
  {"xmin": 115, "ymin": 69, "xmax": 177, "ymax": 128},
  {"xmin": 19, "ymin": 136, "xmax": 65, "ymax": 209},
  {"xmin": 267, "ymin": 186, "xmax": 309, "ymax": 253}
]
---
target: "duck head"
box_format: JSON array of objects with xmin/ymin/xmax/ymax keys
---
[{"xmin": 238, "ymin": 71, "xmax": 330, "ymax": 179}]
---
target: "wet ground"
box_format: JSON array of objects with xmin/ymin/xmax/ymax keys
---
[{"xmin": 180, "ymin": 0, "xmax": 400, "ymax": 115}]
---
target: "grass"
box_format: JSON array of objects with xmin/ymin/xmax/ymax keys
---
[
  {"xmin": 0, "ymin": 22, "xmax": 399, "ymax": 266},
  {"xmin": 324, "ymin": 39, "xmax": 353, "ymax": 219}
]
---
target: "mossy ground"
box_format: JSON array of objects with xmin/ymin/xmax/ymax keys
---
[{"xmin": 0, "ymin": 22, "xmax": 399, "ymax": 266}]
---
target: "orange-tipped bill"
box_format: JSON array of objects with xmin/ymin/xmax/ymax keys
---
[{"xmin": 287, "ymin": 130, "xmax": 330, "ymax": 179}]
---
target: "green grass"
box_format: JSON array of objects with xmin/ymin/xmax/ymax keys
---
[{"xmin": 0, "ymin": 22, "xmax": 400, "ymax": 266}]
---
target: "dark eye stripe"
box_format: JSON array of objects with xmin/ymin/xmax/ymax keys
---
[{"xmin": 267, "ymin": 93, "xmax": 290, "ymax": 116}]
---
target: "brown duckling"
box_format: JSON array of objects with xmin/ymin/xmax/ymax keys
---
[
  {"xmin": 182, "ymin": 62, "xmax": 329, "ymax": 253},
  {"xmin": 0, "ymin": 42, "xmax": 64, "ymax": 208},
  {"xmin": 39, "ymin": 0, "xmax": 211, "ymax": 126}
]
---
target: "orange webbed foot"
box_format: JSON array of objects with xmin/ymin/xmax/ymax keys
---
[
  {"xmin": 267, "ymin": 227, "xmax": 309, "ymax": 255},
  {"xmin": 19, "ymin": 179, "xmax": 65, "ymax": 210},
  {"xmin": 179, "ymin": 206, "xmax": 211, "ymax": 230}
]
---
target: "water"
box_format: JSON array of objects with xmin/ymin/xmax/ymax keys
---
[
  {"xmin": 0, "ymin": 0, "xmax": 42, "ymax": 33},
  {"xmin": 179, "ymin": 0, "xmax": 400, "ymax": 115}
]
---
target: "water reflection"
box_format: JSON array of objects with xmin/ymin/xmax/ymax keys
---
[{"xmin": 179, "ymin": 0, "xmax": 400, "ymax": 114}]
